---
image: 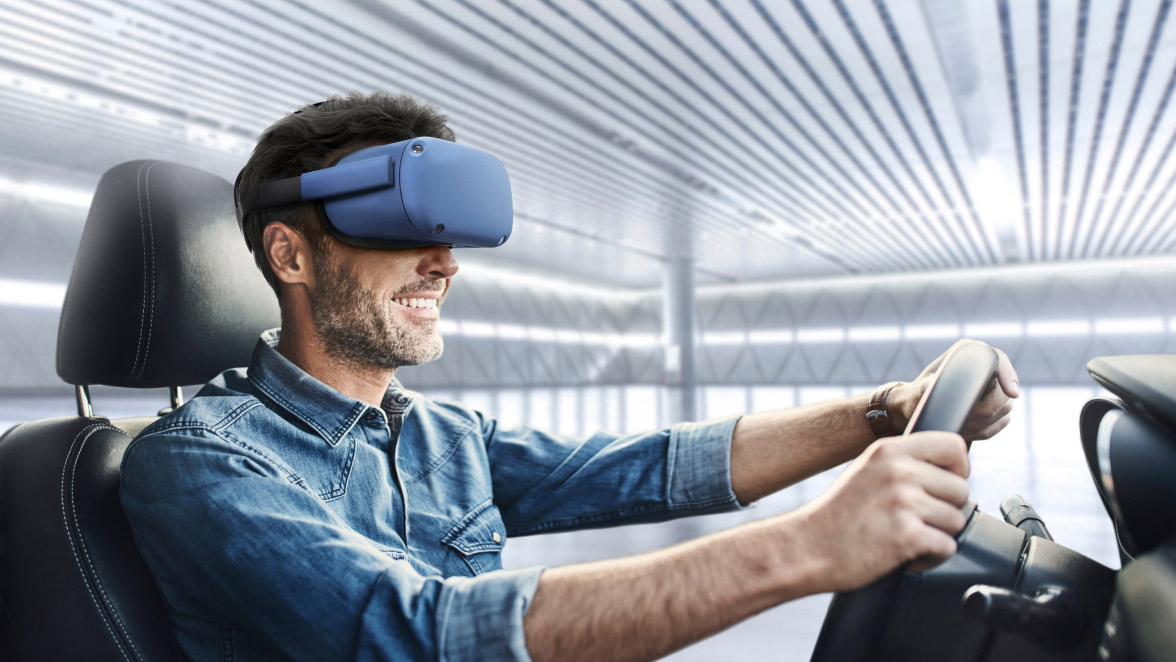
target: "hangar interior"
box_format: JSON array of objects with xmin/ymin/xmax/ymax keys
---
[{"xmin": 3, "ymin": 0, "xmax": 1176, "ymax": 659}]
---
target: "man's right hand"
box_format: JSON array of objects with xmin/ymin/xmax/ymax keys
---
[{"xmin": 787, "ymin": 431, "xmax": 971, "ymax": 594}]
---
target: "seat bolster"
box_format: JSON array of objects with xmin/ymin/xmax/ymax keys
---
[{"xmin": 0, "ymin": 417, "xmax": 184, "ymax": 662}]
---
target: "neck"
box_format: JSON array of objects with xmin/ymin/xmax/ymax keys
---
[{"xmin": 276, "ymin": 308, "xmax": 395, "ymax": 408}]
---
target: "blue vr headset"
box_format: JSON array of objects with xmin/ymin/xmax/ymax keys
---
[{"xmin": 235, "ymin": 137, "xmax": 513, "ymax": 251}]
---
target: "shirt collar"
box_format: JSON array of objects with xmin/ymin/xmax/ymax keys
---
[{"xmin": 247, "ymin": 328, "xmax": 412, "ymax": 446}]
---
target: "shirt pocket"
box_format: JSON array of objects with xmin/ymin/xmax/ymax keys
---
[{"xmin": 440, "ymin": 499, "xmax": 506, "ymax": 575}]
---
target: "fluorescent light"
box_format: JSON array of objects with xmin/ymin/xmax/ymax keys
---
[
  {"xmin": 749, "ymin": 329, "xmax": 794, "ymax": 344},
  {"xmin": 497, "ymin": 324, "xmax": 528, "ymax": 339},
  {"xmin": 0, "ymin": 278, "xmax": 67, "ymax": 308},
  {"xmin": 964, "ymin": 322, "xmax": 1023, "ymax": 337},
  {"xmin": 555, "ymin": 329, "xmax": 582, "ymax": 343},
  {"xmin": 460, "ymin": 321, "xmax": 496, "ymax": 337},
  {"xmin": 1094, "ymin": 317, "xmax": 1165, "ymax": 335},
  {"xmin": 796, "ymin": 327, "xmax": 846, "ymax": 343},
  {"xmin": 529, "ymin": 327, "xmax": 557, "ymax": 342},
  {"xmin": 848, "ymin": 326, "xmax": 901, "ymax": 342},
  {"xmin": 456, "ymin": 261, "xmax": 640, "ymax": 300},
  {"xmin": 1026, "ymin": 320, "xmax": 1090, "ymax": 336},
  {"xmin": 619, "ymin": 333, "xmax": 660, "ymax": 348},
  {"xmin": 904, "ymin": 324, "xmax": 961, "ymax": 340},
  {"xmin": 439, "ymin": 318, "xmax": 460, "ymax": 334},
  {"xmin": 703, "ymin": 331, "xmax": 747, "ymax": 345},
  {"xmin": 0, "ymin": 177, "xmax": 92, "ymax": 207}
]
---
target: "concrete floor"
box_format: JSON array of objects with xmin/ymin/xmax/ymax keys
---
[{"xmin": 1, "ymin": 386, "xmax": 1118, "ymax": 661}]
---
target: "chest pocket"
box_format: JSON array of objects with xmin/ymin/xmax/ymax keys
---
[{"xmin": 441, "ymin": 499, "xmax": 506, "ymax": 575}]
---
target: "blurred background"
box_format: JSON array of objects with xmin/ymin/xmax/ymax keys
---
[{"xmin": 3, "ymin": 0, "xmax": 1176, "ymax": 658}]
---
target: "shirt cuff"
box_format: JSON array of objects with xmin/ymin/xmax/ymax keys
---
[
  {"xmin": 437, "ymin": 566, "xmax": 545, "ymax": 662},
  {"xmin": 665, "ymin": 414, "xmax": 746, "ymax": 513}
]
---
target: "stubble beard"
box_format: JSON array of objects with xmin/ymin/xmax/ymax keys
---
[{"xmin": 309, "ymin": 255, "xmax": 444, "ymax": 370}]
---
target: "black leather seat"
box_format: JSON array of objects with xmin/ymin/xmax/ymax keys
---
[{"xmin": 0, "ymin": 160, "xmax": 280, "ymax": 660}]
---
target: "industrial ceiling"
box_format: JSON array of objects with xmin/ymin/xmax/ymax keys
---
[{"xmin": 2, "ymin": 0, "xmax": 1175, "ymax": 287}]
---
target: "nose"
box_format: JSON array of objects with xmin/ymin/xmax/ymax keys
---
[{"xmin": 418, "ymin": 246, "xmax": 459, "ymax": 280}]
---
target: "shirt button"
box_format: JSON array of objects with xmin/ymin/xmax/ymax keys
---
[
  {"xmin": 492, "ymin": 532, "xmax": 502, "ymax": 544},
  {"xmin": 365, "ymin": 409, "xmax": 378, "ymax": 421}
]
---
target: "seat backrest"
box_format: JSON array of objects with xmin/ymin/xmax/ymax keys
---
[
  {"xmin": 0, "ymin": 417, "xmax": 184, "ymax": 661},
  {"xmin": 1, "ymin": 159, "xmax": 279, "ymax": 661}
]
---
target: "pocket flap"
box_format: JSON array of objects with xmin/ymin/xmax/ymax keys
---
[{"xmin": 441, "ymin": 500, "xmax": 505, "ymax": 556}]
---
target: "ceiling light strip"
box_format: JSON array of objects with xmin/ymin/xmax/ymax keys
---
[
  {"xmin": 1080, "ymin": 0, "xmax": 1174, "ymax": 258},
  {"xmin": 996, "ymin": 0, "xmax": 1035, "ymax": 260},
  {"xmin": 869, "ymin": 0, "xmax": 999, "ymax": 264},
  {"xmin": 789, "ymin": 0, "xmax": 968, "ymax": 267},
  {"xmin": 1064, "ymin": 0, "xmax": 1132, "ymax": 259},
  {"xmin": 713, "ymin": 0, "xmax": 956, "ymax": 271}
]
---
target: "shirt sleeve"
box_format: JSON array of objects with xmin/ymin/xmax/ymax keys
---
[
  {"xmin": 120, "ymin": 426, "xmax": 541, "ymax": 662},
  {"xmin": 483, "ymin": 414, "xmax": 746, "ymax": 536}
]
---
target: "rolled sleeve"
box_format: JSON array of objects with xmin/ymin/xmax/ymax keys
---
[
  {"xmin": 666, "ymin": 414, "xmax": 744, "ymax": 512},
  {"xmin": 437, "ymin": 567, "xmax": 544, "ymax": 662},
  {"xmin": 486, "ymin": 411, "xmax": 747, "ymax": 536}
]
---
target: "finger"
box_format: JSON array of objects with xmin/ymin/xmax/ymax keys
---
[
  {"xmin": 963, "ymin": 390, "xmax": 1013, "ymax": 434},
  {"xmin": 900, "ymin": 432, "xmax": 970, "ymax": 478},
  {"xmin": 993, "ymin": 348, "xmax": 1020, "ymax": 398},
  {"xmin": 914, "ymin": 491, "xmax": 970, "ymax": 534},
  {"xmin": 907, "ymin": 462, "xmax": 971, "ymax": 505},
  {"xmin": 906, "ymin": 528, "xmax": 958, "ymax": 572},
  {"xmin": 970, "ymin": 415, "xmax": 1012, "ymax": 441}
]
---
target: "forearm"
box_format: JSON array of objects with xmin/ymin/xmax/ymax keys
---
[
  {"xmin": 730, "ymin": 390, "xmax": 887, "ymax": 503},
  {"xmin": 523, "ymin": 513, "xmax": 823, "ymax": 662}
]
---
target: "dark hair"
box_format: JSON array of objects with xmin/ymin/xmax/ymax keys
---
[{"xmin": 237, "ymin": 91, "xmax": 457, "ymax": 296}]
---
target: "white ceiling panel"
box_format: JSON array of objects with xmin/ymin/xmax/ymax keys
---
[{"xmin": 2, "ymin": 0, "xmax": 1176, "ymax": 287}]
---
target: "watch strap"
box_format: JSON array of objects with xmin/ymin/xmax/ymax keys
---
[{"xmin": 866, "ymin": 381, "xmax": 904, "ymax": 439}]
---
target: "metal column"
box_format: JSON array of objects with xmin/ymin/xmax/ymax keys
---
[{"xmin": 662, "ymin": 258, "xmax": 698, "ymax": 423}]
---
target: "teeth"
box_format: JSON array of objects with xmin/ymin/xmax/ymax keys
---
[{"xmin": 393, "ymin": 297, "xmax": 437, "ymax": 309}]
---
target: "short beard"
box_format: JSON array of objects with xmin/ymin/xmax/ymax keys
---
[{"xmin": 308, "ymin": 250, "xmax": 444, "ymax": 370}]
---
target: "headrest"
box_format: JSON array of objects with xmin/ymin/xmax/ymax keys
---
[{"xmin": 57, "ymin": 160, "xmax": 280, "ymax": 388}]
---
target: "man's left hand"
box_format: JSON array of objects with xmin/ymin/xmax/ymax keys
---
[{"xmin": 890, "ymin": 339, "xmax": 1020, "ymax": 442}]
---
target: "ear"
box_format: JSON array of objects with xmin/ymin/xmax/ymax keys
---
[{"xmin": 262, "ymin": 221, "xmax": 315, "ymax": 290}]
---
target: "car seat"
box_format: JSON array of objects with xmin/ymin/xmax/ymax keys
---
[{"xmin": 0, "ymin": 160, "xmax": 280, "ymax": 660}]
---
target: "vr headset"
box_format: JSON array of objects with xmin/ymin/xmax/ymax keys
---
[{"xmin": 235, "ymin": 137, "xmax": 513, "ymax": 251}]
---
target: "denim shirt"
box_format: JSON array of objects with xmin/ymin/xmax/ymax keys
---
[{"xmin": 120, "ymin": 330, "xmax": 743, "ymax": 662}]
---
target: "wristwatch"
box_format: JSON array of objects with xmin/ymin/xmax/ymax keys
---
[{"xmin": 866, "ymin": 381, "xmax": 904, "ymax": 438}]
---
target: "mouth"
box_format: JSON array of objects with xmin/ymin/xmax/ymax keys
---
[{"xmin": 391, "ymin": 295, "xmax": 440, "ymax": 320}]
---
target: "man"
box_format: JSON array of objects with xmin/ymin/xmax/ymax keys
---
[{"xmin": 121, "ymin": 92, "xmax": 1019, "ymax": 661}]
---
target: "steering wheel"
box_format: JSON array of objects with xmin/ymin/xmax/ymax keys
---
[{"xmin": 809, "ymin": 342, "xmax": 1000, "ymax": 662}]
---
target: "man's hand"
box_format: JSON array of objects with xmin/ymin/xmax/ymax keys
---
[
  {"xmin": 891, "ymin": 339, "xmax": 1020, "ymax": 441},
  {"xmin": 789, "ymin": 431, "xmax": 971, "ymax": 593}
]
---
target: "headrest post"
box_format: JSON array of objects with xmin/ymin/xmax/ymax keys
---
[
  {"xmin": 169, "ymin": 385, "xmax": 183, "ymax": 410},
  {"xmin": 75, "ymin": 384, "xmax": 93, "ymax": 418}
]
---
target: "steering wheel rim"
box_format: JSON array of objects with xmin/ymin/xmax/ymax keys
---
[{"xmin": 809, "ymin": 342, "xmax": 1000, "ymax": 662}]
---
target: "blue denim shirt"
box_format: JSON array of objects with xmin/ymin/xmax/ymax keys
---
[{"xmin": 120, "ymin": 330, "xmax": 743, "ymax": 661}]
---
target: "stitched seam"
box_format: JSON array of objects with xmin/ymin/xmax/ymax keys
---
[
  {"xmin": 402, "ymin": 418, "xmax": 477, "ymax": 484},
  {"xmin": 70, "ymin": 425, "xmax": 145, "ymax": 661},
  {"xmin": 331, "ymin": 404, "xmax": 366, "ymax": 447},
  {"xmin": 136, "ymin": 162, "xmax": 159, "ymax": 378},
  {"xmin": 506, "ymin": 502, "xmax": 671, "ymax": 536},
  {"xmin": 318, "ymin": 432, "xmax": 357, "ymax": 501},
  {"xmin": 130, "ymin": 162, "xmax": 148, "ymax": 378},
  {"xmin": 135, "ymin": 424, "xmax": 304, "ymax": 488},
  {"xmin": 212, "ymin": 402, "xmax": 264, "ymax": 432},
  {"xmin": 250, "ymin": 377, "xmax": 336, "ymax": 443},
  {"xmin": 60, "ymin": 424, "xmax": 133, "ymax": 662}
]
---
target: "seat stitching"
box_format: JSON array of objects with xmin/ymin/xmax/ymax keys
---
[
  {"xmin": 60, "ymin": 423, "xmax": 133, "ymax": 662},
  {"xmin": 130, "ymin": 161, "xmax": 149, "ymax": 378},
  {"xmin": 70, "ymin": 424, "xmax": 145, "ymax": 662},
  {"xmin": 136, "ymin": 162, "xmax": 160, "ymax": 379}
]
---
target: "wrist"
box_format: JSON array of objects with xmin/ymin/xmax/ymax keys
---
[
  {"xmin": 866, "ymin": 381, "xmax": 905, "ymax": 438},
  {"xmin": 887, "ymin": 381, "xmax": 921, "ymax": 432},
  {"xmin": 756, "ymin": 511, "xmax": 832, "ymax": 601}
]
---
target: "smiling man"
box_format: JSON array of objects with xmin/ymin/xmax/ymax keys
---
[{"xmin": 120, "ymin": 92, "xmax": 1020, "ymax": 662}]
